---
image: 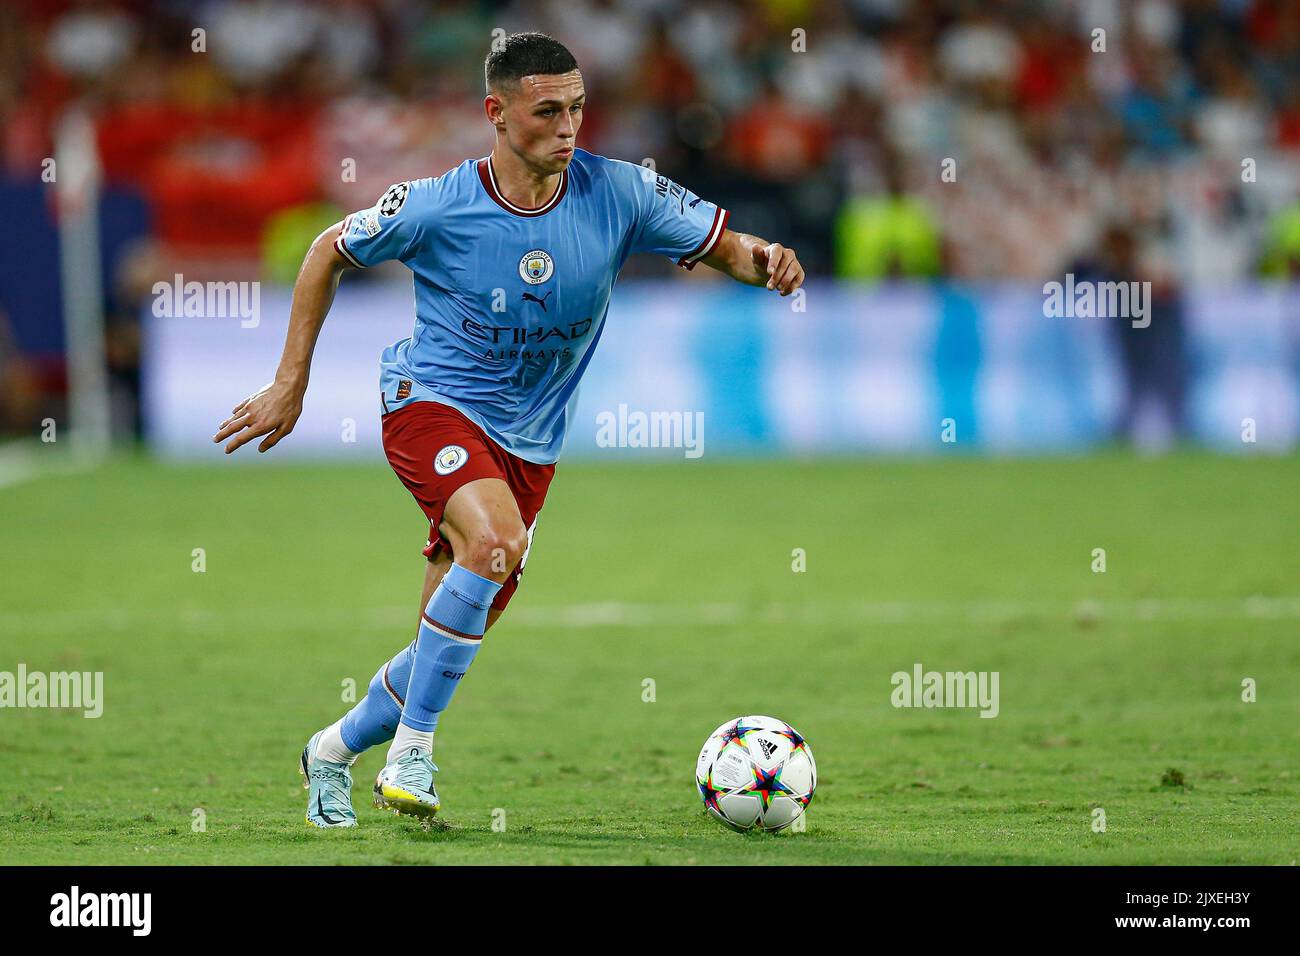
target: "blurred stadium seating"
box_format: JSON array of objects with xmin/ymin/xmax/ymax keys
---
[{"xmin": 1, "ymin": 0, "xmax": 1297, "ymax": 451}]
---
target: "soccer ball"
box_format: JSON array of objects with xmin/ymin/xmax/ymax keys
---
[{"xmin": 695, "ymin": 715, "xmax": 816, "ymax": 832}]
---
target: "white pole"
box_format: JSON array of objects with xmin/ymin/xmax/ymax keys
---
[{"xmin": 54, "ymin": 107, "xmax": 111, "ymax": 461}]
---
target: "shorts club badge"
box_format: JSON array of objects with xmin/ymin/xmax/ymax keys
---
[{"xmin": 434, "ymin": 444, "xmax": 469, "ymax": 475}]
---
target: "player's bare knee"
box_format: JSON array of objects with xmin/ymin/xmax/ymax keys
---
[
  {"xmin": 462, "ymin": 524, "xmax": 527, "ymax": 578},
  {"xmin": 488, "ymin": 525, "xmax": 529, "ymax": 573}
]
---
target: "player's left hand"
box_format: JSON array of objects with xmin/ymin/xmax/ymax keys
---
[{"xmin": 752, "ymin": 242, "xmax": 805, "ymax": 296}]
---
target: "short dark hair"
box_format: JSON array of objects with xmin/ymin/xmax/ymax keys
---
[{"xmin": 485, "ymin": 33, "xmax": 579, "ymax": 94}]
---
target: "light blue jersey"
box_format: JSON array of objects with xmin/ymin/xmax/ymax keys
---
[{"xmin": 334, "ymin": 148, "xmax": 730, "ymax": 464}]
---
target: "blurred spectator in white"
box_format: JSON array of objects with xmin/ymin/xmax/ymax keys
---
[
  {"xmin": 46, "ymin": 0, "xmax": 138, "ymax": 82},
  {"xmin": 204, "ymin": 0, "xmax": 325, "ymax": 88}
]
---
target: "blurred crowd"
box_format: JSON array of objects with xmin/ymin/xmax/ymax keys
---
[
  {"xmin": 2, "ymin": 0, "xmax": 1300, "ymax": 441},
  {"xmin": 3, "ymin": 0, "xmax": 1299, "ymax": 279}
]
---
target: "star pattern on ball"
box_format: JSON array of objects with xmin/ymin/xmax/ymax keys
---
[
  {"xmin": 697, "ymin": 772, "xmax": 723, "ymax": 813},
  {"xmin": 747, "ymin": 762, "xmax": 792, "ymax": 810},
  {"xmin": 771, "ymin": 724, "xmax": 807, "ymax": 752},
  {"xmin": 717, "ymin": 718, "xmax": 764, "ymax": 748}
]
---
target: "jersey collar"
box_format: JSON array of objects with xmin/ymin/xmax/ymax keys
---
[{"xmin": 477, "ymin": 155, "xmax": 568, "ymax": 217}]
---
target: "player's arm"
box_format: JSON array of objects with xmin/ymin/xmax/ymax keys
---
[
  {"xmin": 212, "ymin": 221, "xmax": 354, "ymax": 454},
  {"xmin": 700, "ymin": 229, "xmax": 805, "ymax": 296}
]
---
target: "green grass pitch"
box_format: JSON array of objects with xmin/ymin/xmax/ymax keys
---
[{"xmin": 1, "ymin": 452, "xmax": 1296, "ymax": 865}]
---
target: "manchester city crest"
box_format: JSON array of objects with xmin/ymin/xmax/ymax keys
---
[
  {"xmin": 434, "ymin": 444, "xmax": 469, "ymax": 476},
  {"xmin": 518, "ymin": 249, "xmax": 554, "ymax": 285}
]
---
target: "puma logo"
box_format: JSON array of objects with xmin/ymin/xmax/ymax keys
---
[{"xmin": 521, "ymin": 290, "xmax": 553, "ymax": 312}]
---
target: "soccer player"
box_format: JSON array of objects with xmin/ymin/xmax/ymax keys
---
[{"xmin": 212, "ymin": 33, "xmax": 805, "ymax": 828}]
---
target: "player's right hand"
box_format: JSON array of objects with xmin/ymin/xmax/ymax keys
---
[{"xmin": 212, "ymin": 379, "xmax": 304, "ymax": 455}]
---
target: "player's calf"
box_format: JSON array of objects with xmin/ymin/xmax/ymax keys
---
[
  {"xmin": 386, "ymin": 561, "xmax": 501, "ymax": 760},
  {"xmin": 376, "ymin": 479, "xmax": 529, "ymax": 818}
]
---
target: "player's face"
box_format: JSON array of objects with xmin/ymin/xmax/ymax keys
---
[{"xmin": 498, "ymin": 70, "xmax": 586, "ymax": 175}]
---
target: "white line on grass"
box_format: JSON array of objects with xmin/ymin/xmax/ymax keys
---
[
  {"xmin": 0, "ymin": 443, "xmax": 42, "ymax": 489},
  {"xmin": 0, "ymin": 441, "xmax": 101, "ymax": 490},
  {"xmin": 2, "ymin": 597, "xmax": 1298, "ymax": 635}
]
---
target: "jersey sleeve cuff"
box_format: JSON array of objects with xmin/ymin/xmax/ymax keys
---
[
  {"xmin": 677, "ymin": 208, "xmax": 729, "ymax": 271},
  {"xmin": 334, "ymin": 213, "xmax": 366, "ymax": 268}
]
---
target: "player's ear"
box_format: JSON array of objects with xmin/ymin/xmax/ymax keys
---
[{"xmin": 484, "ymin": 92, "xmax": 506, "ymax": 129}]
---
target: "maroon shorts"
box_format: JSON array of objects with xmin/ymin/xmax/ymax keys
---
[{"xmin": 381, "ymin": 400, "xmax": 555, "ymax": 612}]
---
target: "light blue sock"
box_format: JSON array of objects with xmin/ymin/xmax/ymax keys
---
[
  {"xmin": 399, "ymin": 564, "xmax": 501, "ymax": 733},
  {"xmin": 339, "ymin": 639, "xmax": 415, "ymax": 753}
]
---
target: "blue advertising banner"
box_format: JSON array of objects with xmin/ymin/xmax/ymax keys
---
[{"xmin": 144, "ymin": 280, "xmax": 1299, "ymax": 459}]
